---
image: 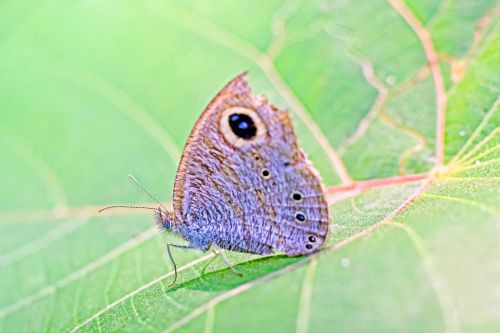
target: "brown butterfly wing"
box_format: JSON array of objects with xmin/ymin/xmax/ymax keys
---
[{"xmin": 172, "ymin": 73, "xmax": 329, "ymax": 256}]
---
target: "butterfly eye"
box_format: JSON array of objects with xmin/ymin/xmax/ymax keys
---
[{"xmin": 154, "ymin": 209, "xmax": 172, "ymax": 230}]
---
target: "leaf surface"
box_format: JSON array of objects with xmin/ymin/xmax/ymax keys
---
[{"xmin": 0, "ymin": 0, "xmax": 499, "ymax": 332}]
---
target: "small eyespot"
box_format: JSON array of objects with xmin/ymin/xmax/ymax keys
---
[
  {"xmin": 308, "ymin": 235, "xmax": 316, "ymax": 243},
  {"xmin": 291, "ymin": 192, "xmax": 303, "ymax": 202},
  {"xmin": 261, "ymin": 169, "xmax": 270, "ymax": 179},
  {"xmin": 305, "ymin": 244, "xmax": 313, "ymax": 250},
  {"xmin": 295, "ymin": 212, "xmax": 305, "ymax": 222},
  {"xmin": 283, "ymin": 161, "xmax": 290, "ymax": 167},
  {"xmin": 253, "ymin": 154, "xmax": 261, "ymax": 161}
]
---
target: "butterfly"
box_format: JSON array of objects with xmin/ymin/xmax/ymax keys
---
[{"xmin": 102, "ymin": 73, "xmax": 330, "ymax": 284}]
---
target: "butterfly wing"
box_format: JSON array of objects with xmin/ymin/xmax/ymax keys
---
[{"xmin": 172, "ymin": 73, "xmax": 329, "ymax": 256}]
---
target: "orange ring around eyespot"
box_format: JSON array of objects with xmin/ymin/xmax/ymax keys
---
[{"xmin": 219, "ymin": 107, "xmax": 267, "ymax": 148}]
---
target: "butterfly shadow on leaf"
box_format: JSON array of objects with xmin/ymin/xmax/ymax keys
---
[{"xmin": 167, "ymin": 255, "xmax": 302, "ymax": 293}]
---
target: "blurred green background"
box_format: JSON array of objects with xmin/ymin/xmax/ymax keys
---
[{"xmin": 0, "ymin": 0, "xmax": 499, "ymax": 332}]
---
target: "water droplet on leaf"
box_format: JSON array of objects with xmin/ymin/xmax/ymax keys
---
[
  {"xmin": 340, "ymin": 258, "xmax": 351, "ymax": 267},
  {"xmin": 385, "ymin": 75, "xmax": 396, "ymax": 86}
]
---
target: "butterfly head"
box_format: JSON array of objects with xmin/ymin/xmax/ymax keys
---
[{"xmin": 154, "ymin": 208, "xmax": 173, "ymax": 231}]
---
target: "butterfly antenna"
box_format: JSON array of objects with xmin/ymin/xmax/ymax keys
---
[
  {"xmin": 98, "ymin": 205, "xmax": 159, "ymax": 213},
  {"xmin": 128, "ymin": 174, "xmax": 169, "ymax": 212}
]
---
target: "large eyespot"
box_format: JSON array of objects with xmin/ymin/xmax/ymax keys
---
[
  {"xmin": 228, "ymin": 113, "xmax": 256, "ymax": 139},
  {"xmin": 219, "ymin": 107, "xmax": 267, "ymax": 147}
]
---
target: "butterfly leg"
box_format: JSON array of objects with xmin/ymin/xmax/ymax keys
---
[
  {"xmin": 212, "ymin": 244, "xmax": 243, "ymax": 276},
  {"xmin": 200, "ymin": 249, "xmax": 219, "ymax": 276},
  {"xmin": 166, "ymin": 243, "xmax": 197, "ymax": 287}
]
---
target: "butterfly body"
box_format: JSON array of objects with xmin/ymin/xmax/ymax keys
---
[{"xmin": 162, "ymin": 73, "xmax": 329, "ymax": 257}]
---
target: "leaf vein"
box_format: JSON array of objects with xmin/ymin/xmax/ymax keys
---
[
  {"xmin": 422, "ymin": 193, "xmax": 500, "ymax": 217},
  {"xmin": 0, "ymin": 218, "xmax": 88, "ymax": 268},
  {"xmin": 389, "ymin": 222, "xmax": 461, "ymax": 333},
  {"xmin": 296, "ymin": 258, "xmax": 318, "ymax": 333},
  {"xmin": 69, "ymin": 66, "xmax": 182, "ymax": 162},
  {"xmin": 0, "ymin": 227, "xmax": 158, "ymax": 318},
  {"xmin": 130, "ymin": 296, "xmax": 157, "ymax": 332},
  {"xmin": 388, "ymin": 0, "xmax": 447, "ymax": 169},
  {"xmin": 0, "ymin": 129, "xmax": 67, "ymax": 213},
  {"xmin": 461, "ymin": 143, "xmax": 500, "ymax": 167},
  {"xmin": 69, "ymin": 253, "xmax": 215, "ymax": 332},
  {"xmin": 162, "ymin": 179, "xmax": 431, "ymax": 332},
  {"xmin": 203, "ymin": 305, "xmax": 216, "ymax": 333},
  {"xmin": 450, "ymin": 97, "xmax": 499, "ymax": 164},
  {"xmin": 164, "ymin": 4, "xmax": 352, "ymax": 184}
]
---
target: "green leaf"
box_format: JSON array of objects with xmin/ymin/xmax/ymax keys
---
[{"xmin": 0, "ymin": 1, "xmax": 498, "ymax": 332}]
